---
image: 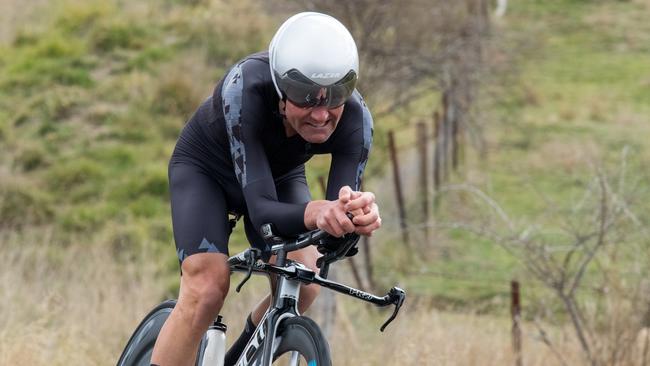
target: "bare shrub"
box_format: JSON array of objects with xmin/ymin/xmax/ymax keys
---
[{"xmin": 434, "ymin": 150, "xmax": 650, "ymax": 366}]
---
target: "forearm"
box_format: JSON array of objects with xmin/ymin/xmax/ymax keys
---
[{"xmin": 243, "ymin": 181, "xmax": 309, "ymax": 236}]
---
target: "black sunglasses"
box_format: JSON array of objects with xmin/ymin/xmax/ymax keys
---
[{"xmin": 276, "ymin": 69, "xmax": 357, "ymax": 108}]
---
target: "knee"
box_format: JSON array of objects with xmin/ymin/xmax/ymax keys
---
[
  {"xmin": 191, "ymin": 278, "xmax": 229, "ymax": 313},
  {"xmin": 178, "ymin": 254, "xmax": 230, "ymax": 320},
  {"xmin": 299, "ymin": 283, "xmax": 320, "ymax": 306}
]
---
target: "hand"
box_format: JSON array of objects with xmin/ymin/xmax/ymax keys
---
[
  {"xmin": 344, "ymin": 189, "xmax": 382, "ymax": 236},
  {"xmin": 314, "ymin": 186, "xmax": 356, "ymax": 237}
]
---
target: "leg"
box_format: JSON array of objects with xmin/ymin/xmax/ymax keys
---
[
  {"xmin": 152, "ymin": 253, "xmax": 230, "ymax": 366},
  {"xmin": 250, "ymin": 245, "xmax": 322, "ymax": 324},
  {"xmin": 153, "ymin": 162, "xmax": 232, "ymax": 366}
]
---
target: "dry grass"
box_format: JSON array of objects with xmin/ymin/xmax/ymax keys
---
[
  {"xmin": 3, "ymin": 230, "xmax": 647, "ymax": 365},
  {"xmin": 0, "ymin": 0, "xmax": 49, "ymax": 44},
  {"xmin": 327, "ymin": 297, "xmax": 580, "ymax": 366},
  {"xmin": 0, "ymin": 229, "xmax": 165, "ymax": 365}
]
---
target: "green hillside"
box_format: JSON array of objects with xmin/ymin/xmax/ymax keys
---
[
  {"xmin": 1, "ymin": 1, "xmax": 272, "ymax": 268},
  {"xmin": 2, "ymin": 0, "xmax": 649, "ymax": 308}
]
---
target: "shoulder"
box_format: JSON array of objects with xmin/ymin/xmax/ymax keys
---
[
  {"xmin": 328, "ymin": 91, "xmax": 373, "ymax": 148},
  {"xmin": 214, "ymin": 51, "xmax": 279, "ymax": 115},
  {"xmin": 239, "ymin": 51, "xmax": 271, "ymax": 78},
  {"xmin": 214, "ymin": 51, "xmax": 273, "ymax": 94},
  {"xmin": 228, "ymin": 51, "xmax": 273, "ymax": 87},
  {"xmin": 340, "ymin": 91, "xmax": 373, "ymax": 130}
]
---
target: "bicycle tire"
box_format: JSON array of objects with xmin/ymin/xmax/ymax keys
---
[
  {"xmin": 272, "ymin": 316, "xmax": 331, "ymax": 366},
  {"xmin": 116, "ymin": 300, "xmax": 207, "ymax": 366}
]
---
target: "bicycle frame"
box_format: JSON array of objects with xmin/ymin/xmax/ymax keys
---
[
  {"xmin": 116, "ymin": 226, "xmax": 403, "ymax": 366},
  {"xmin": 225, "ymin": 227, "xmax": 406, "ymax": 366},
  {"xmin": 230, "ymin": 264, "xmax": 302, "ymax": 366}
]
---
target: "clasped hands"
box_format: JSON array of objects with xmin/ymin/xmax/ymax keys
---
[{"xmin": 315, "ymin": 186, "xmax": 381, "ymax": 238}]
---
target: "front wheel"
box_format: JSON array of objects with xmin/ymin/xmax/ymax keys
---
[
  {"xmin": 272, "ymin": 316, "xmax": 331, "ymax": 366},
  {"xmin": 116, "ymin": 300, "xmax": 207, "ymax": 366}
]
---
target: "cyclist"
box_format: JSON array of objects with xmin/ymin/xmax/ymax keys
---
[{"xmin": 151, "ymin": 12, "xmax": 380, "ymax": 366}]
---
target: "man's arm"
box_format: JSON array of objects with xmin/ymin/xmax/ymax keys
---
[
  {"xmin": 221, "ymin": 60, "xmax": 308, "ymax": 235},
  {"xmin": 323, "ymin": 92, "xmax": 380, "ymax": 236}
]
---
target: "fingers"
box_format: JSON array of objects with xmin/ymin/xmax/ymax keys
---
[
  {"xmin": 319, "ymin": 215, "xmax": 348, "ymax": 238},
  {"xmin": 336, "ymin": 209, "xmax": 355, "ymax": 234},
  {"xmin": 324, "ymin": 188, "xmax": 380, "ymax": 237},
  {"xmin": 317, "ymin": 199, "xmax": 355, "ymax": 237},
  {"xmin": 345, "ymin": 191, "xmax": 375, "ymax": 212},
  {"xmin": 351, "ymin": 204, "xmax": 379, "ymax": 226},
  {"xmin": 354, "ymin": 217, "xmax": 382, "ymax": 236},
  {"xmin": 352, "ymin": 203, "xmax": 382, "ymax": 236},
  {"xmin": 338, "ymin": 186, "xmax": 353, "ymax": 203}
]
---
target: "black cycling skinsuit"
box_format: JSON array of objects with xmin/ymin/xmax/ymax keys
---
[{"xmin": 169, "ymin": 51, "xmax": 373, "ymax": 263}]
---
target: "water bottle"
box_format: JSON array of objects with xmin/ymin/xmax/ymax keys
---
[{"xmin": 201, "ymin": 315, "xmax": 227, "ymax": 366}]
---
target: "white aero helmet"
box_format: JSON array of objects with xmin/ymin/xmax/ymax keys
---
[{"xmin": 269, "ymin": 12, "xmax": 359, "ymax": 108}]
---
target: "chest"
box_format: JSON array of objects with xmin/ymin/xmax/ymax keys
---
[{"xmin": 261, "ymin": 125, "xmax": 333, "ymax": 176}]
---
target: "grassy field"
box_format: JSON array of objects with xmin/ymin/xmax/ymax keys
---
[
  {"xmin": 2, "ymin": 0, "xmax": 650, "ymax": 364},
  {"xmin": 0, "ymin": 233, "xmax": 600, "ymax": 366},
  {"xmin": 369, "ymin": 0, "xmax": 650, "ymax": 306}
]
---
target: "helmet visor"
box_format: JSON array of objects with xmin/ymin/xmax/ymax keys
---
[{"xmin": 276, "ymin": 69, "xmax": 357, "ymax": 108}]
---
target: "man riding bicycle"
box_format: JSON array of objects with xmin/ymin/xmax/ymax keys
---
[{"xmin": 151, "ymin": 12, "xmax": 380, "ymax": 366}]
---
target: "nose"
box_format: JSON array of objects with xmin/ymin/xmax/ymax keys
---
[{"xmin": 310, "ymin": 106, "xmax": 329, "ymax": 123}]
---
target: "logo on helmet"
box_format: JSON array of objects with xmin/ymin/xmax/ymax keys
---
[{"xmin": 311, "ymin": 72, "xmax": 341, "ymax": 79}]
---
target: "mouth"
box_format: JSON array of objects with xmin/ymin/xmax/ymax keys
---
[{"xmin": 306, "ymin": 120, "xmax": 330, "ymax": 128}]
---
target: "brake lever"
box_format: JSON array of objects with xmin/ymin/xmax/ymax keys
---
[
  {"xmin": 380, "ymin": 287, "xmax": 406, "ymax": 332},
  {"xmin": 236, "ymin": 248, "xmax": 262, "ymax": 293}
]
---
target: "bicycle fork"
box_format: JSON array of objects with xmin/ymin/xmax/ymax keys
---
[{"xmin": 235, "ymin": 275, "xmax": 302, "ymax": 366}]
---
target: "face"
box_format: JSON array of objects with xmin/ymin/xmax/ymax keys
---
[{"xmin": 282, "ymin": 99, "xmax": 345, "ymax": 144}]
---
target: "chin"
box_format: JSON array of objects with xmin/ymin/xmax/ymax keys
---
[
  {"xmin": 299, "ymin": 126, "xmax": 334, "ymax": 143},
  {"xmin": 303, "ymin": 132, "xmax": 331, "ymax": 144}
]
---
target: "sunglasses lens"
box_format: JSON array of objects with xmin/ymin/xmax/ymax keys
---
[{"xmin": 276, "ymin": 69, "xmax": 357, "ymax": 108}]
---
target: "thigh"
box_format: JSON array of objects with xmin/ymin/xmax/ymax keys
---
[{"xmin": 169, "ymin": 161, "xmax": 231, "ymax": 263}]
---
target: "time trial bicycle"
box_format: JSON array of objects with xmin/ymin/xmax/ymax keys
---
[{"xmin": 117, "ymin": 223, "xmax": 405, "ymax": 366}]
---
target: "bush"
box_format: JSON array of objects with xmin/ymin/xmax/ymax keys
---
[
  {"xmin": 0, "ymin": 179, "xmax": 54, "ymax": 228},
  {"xmin": 167, "ymin": 0, "xmax": 270, "ymax": 65},
  {"xmin": 58, "ymin": 201, "xmax": 121, "ymax": 232},
  {"xmin": 55, "ymin": 2, "xmax": 113, "ymax": 35},
  {"xmin": 0, "ymin": 111, "xmax": 10, "ymax": 142},
  {"xmin": 108, "ymin": 165, "xmax": 169, "ymax": 203},
  {"xmin": 48, "ymin": 87, "xmax": 85, "ymax": 118},
  {"xmin": 87, "ymin": 145, "xmax": 136, "ymax": 170},
  {"xmin": 125, "ymin": 46, "xmax": 174, "ymax": 71},
  {"xmin": 45, "ymin": 158, "xmax": 105, "ymax": 192},
  {"xmin": 128, "ymin": 195, "xmax": 167, "ymax": 218},
  {"xmin": 14, "ymin": 145, "xmax": 49, "ymax": 172},
  {"xmin": 109, "ymin": 109, "xmax": 159, "ymax": 142},
  {"xmin": 104, "ymin": 222, "xmax": 150, "ymax": 262},
  {"xmin": 30, "ymin": 34, "xmax": 86, "ymax": 59},
  {"xmin": 150, "ymin": 71, "xmax": 200, "ymax": 118},
  {"xmin": 90, "ymin": 20, "xmax": 151, "ymax": 53},
  {"xmin": 3, "ymin": 35, "xmax": 94, "ymax": 89}
]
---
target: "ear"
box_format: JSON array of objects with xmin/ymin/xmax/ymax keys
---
[{"xmin": 278, "ymin": 99, "xmax": 286, "ymax": 116}]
